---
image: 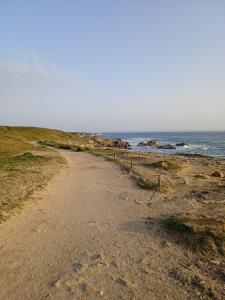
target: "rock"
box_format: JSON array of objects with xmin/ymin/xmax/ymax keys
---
[
  {"xmin": 138, "ymin": 140, "xmax": 158, "ymax": 147},
  {"xmin": 112, "ymin": 139, "xmax": 131, "ymax": 149},
  {"xmin": 176, "ymin": 143, "xmax": 187, "ymax": 146},
  {"xmin": 73, "ymin": 262, "xmax": 84, "ymax": 272},
  {"xmin": 195, "ymin": 174, "xmax": 210, "ymax": 179},
  {"xmin": 212, "ymin": 171, "xmax": 224, "ymax": 178},
  {"xmin": 134, "ymin": 200, "xmax": 142, "ymax": 204},
  {"xmin": 146, "ymin": 140, "xmax": 158, "ymax": 146},
  {"xmin": 115, "ymin": 278, "xmax": 128, "ymax": 287},
  {"xmin": 54, "ymin": 280, "xmax": 62, "ymax": 288},
  {"xmin": 156, "ymin": 144, "xmax": 176, "ymax": 150}
]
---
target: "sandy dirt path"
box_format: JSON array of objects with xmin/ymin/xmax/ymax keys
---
[{"xmin": 0, "ymin": 151, "xmax": 195, "ymax": 300}]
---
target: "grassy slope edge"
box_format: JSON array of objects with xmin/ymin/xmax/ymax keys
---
[{"xmin": 0, "ymin": 126, "xmax": 72, "ymax": 222}]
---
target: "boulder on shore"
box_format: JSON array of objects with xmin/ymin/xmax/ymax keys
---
[
  {"xmin": 138, "ymin": 140, "xmax": 159, "ymax": 147},
  {"xmin": 156, "ymin": 144, "xmax": 176, "ymax": 150},
  {"xmin": 176, "ymin": 143, "xmax": 187, "ymax": 147},
  {"xmin": 112, "ymin": 138, "xmax": 131, "ymax": 149}
]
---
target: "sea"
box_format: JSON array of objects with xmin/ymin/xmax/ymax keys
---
[{"xmin": 101, "ymin": 132, "xmax": 225, "ymax": 158}]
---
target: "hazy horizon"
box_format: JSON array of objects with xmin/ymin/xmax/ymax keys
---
[{"xmin": 1, "ymin": 1, "xmax": 225, "ymax": 132}]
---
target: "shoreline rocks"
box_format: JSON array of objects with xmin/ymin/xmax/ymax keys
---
[
  {"xmin": 112, "ymin": 138, "xmax": 131, "ymax": 149},
  {"xmin": 176, "ymin": 143, "xmax": 187, "ymax": 147},
  {"xmin": 138, "ymin": 140, "xmax": 176, "ymax": 149},
  {"xmin": 138, "ymin": 140, "xmax": 159, "ymax": 147},
  {"xmin": 156, "ymin": 144, "xmax": 176, "ymax": 150}
]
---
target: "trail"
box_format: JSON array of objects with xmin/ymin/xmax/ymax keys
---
[{"xmin": 0, "ymin": 151, "xmax": 194, "ymax": 300}]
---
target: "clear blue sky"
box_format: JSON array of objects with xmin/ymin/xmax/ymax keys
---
[{"xmin": 0, "ymin": 0, "xmax": 225, "ymax": 132}]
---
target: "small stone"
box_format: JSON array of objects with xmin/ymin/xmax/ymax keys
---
[
  {"xmin": 212, "ymin": 171, "xmax": 224, "ymax": 178},
  {"xmin": 54, "ymin": 280, "xmax": 62, "ymax": 288},
  {"xmin": 115, "ymin": 278, "xmax": 128, "ymax": 287},
  {"xmin": 134, "ymin": 200, "xmax": 142, "ymax": 204},
  {"xmin": 73, "ymin": 262, "xmax": 84, "ymax": 272}
]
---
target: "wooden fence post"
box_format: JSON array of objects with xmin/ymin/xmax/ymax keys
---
[
  {"xmin": 114, "ymin": 154, "xmax": 117, "ymax": 160},
  {"xmin": 157, "ymin": 175, "xmax": 161, "ymax": 187},
  {"xmin": 130, "ymin": 161, "xmax": 133, "ymax": 169}
]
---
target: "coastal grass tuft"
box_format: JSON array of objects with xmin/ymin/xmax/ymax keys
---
[
  {"xmin": 145, "ymin": 160, "xmax": 181, "ymax": 171},
  {"xmin": 138, "ymin": 180, "xmax": 159, "ymax": 190},
  {"xmin": 163, "ymin": 215, "xmax": 225, "ymax": 255},
  {"xmin": 39, "ymin": 140, "xmax": 90, "ymax": 152},
  {"xmin": 163, "ymin": 216, "xmax": 191, "ymax": 232}
]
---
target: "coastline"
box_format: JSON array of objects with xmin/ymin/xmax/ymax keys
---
[{"xmin": 1, "ymin": 126, "xmax": 225, "ymax": 299}]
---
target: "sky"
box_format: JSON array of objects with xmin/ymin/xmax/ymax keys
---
[{"xmin": 0, "ymin": 0, "xmax": 225, "ymax": 132}]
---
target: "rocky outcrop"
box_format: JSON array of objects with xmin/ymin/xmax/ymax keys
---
[
  {"xmin": 156, "ymin": 144, "xmax": 176, "ymax": 150},
  {"xmin": 138, "ymin": 140, "xmax": 159, "ymax": 147},
  {"xmin": 112, "ymin": 139, "xmax": 131, "ymax": 149},
  {"xmin": 138, "ymin": 140, "xmax": 176, "ymax": 150},
  {"xmin": 176, "ymin": 143, "xmax": 187, "ymax": 147},
  {"xmin": 91, "ymin": 136, "xmax": 130, "ymax": 149}
]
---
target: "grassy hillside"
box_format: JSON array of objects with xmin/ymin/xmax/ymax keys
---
[{"xmin": 0, "ymin": 126, "xmax": 71, "ymax": 222}]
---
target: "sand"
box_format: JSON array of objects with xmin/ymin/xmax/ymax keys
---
[{"xmin": 0, "ymin": 151, "xmax": 207, "ymax": 299}]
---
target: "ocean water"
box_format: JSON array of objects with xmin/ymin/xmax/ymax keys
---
[{"xmin": 101, "ymin": 132, "xmax": 225, "ymax": 158}]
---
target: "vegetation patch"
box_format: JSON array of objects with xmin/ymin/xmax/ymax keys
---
[
  {"xmin": 0, "ymin": 126, "xmax": 68, "ymax": 223},
  {"xmin": 163, "ymin": 215, "xmax": 225, "ymax": 256},
  {"xmin": 138, "ymin": 179, "xmax": 159, "ymax": 190},
  {"xmin": 39, "ymin": 141, "xmax": 88, "ymax": 152},
  {"xmin": 163, "ymin": 216, "xmax": 191, "ymax": 232},
  {"xmin": 145, "ymin": 160, "xmax": 181, "ymax": 171}
]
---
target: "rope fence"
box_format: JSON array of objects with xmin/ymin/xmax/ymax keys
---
[{"xmin": 93, "ymin": 149, "xmax": 162, "ymax": 189}]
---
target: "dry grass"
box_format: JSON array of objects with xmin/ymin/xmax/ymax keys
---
[
  {"xmin": 0, "ymin": 126, "xmax": 68, "ymax": 222},
  {"xmin": 163, "ymin": 215, "xmax": 225, "ymax": 256}
]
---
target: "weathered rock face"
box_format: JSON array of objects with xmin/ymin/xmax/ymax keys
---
[
  {"xmin": 138, "ymin": 140, "xmax": 176, "ymax": 149},
  {"xmin": 112, "ymin": 139, "xmax": 131, "ymax": 149},
  {"xmin": 212, "ymin": 171, "xmax": 224, "ymax": 178},
  {"xmin": 156, "ymin": 144, "xmax": 176, "ymax": 150},
  {"xmin": 90, "ymin": 136, "xmax": 130, "ymax": 149},
  {"xmin": 138, "ymin": 140, "xmax": 159, "ymax": 147}
]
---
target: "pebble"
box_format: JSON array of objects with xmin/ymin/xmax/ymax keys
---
[{"xmin": 115, "ymin": 278, "xmax": 128, "ymax": 287}]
